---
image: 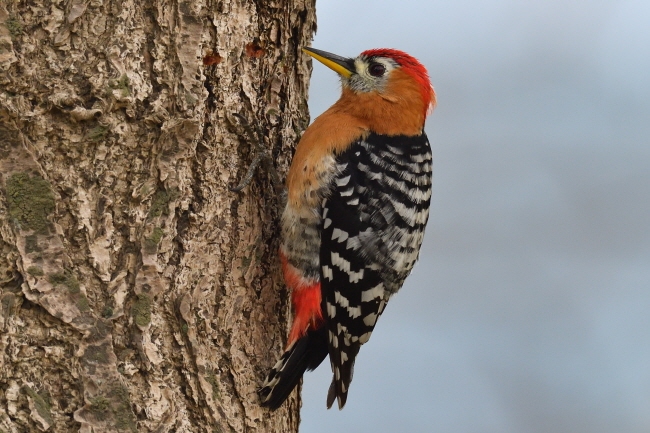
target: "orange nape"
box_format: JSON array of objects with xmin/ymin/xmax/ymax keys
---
[{"xmin": 280, "ymin": 252, "xmax": 324, "ymax": 347}]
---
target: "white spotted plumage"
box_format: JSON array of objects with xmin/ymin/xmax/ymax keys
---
[{"xmin": 318, "ymin": 132, "xmax": 432, "ymax": 409}]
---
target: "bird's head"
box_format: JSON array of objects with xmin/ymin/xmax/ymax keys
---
[{"xmin": 303, "ymin": 47, "xmax": 436, "ymax": 127}]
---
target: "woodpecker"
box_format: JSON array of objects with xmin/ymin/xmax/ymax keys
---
[{"xmin": 259, "ymin": 47, "xmax": 436, "ymax": 410}]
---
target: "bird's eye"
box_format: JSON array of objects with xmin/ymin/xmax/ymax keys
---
[{"xmin": 368, "ymin": 63, "xmax": 386, "ymax": 77}]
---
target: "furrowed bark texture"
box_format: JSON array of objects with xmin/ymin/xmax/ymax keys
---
[{"xmin": 0, "ymin": 0, "xmax": 315, "ymax": 431}]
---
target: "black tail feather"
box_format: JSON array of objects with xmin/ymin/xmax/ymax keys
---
[{"xmin": 259, "ymin": 326, "xmax": 328, "ymax": 410}]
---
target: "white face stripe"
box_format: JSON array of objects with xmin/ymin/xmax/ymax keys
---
[
  {"xmin": 354, "ymin": 57, "xmax": 398, "ymax": 76},
  {"xmin": 346, "ymin": 56, "xmax": 399, "ymax": 93}
]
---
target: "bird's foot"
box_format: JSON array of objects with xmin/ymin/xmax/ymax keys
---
[{"xmin": 227, "ymin": 113, "xmax": 285, "ymax": 197}]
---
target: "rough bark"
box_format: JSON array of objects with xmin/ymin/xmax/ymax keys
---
[{"xmin": 0, "ymin": 0, "xmax": 315, "ymax": 431}]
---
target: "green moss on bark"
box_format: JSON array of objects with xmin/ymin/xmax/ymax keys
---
[
  {"xmin": 6, "ymin": 173, "xmax": 55, "ymax": 234},
  {"xmin": 48, "ymin": 272, "xmax": 80, "ymax": 294},
  {"xmin": 87, "ymin": 125, "xmax": 108, "ymax": 141},
  {"xmin": 108, "ymin": 74, "xmax": 131, "ymax": 97},
  {"xmin": 107, "ymin": 384, "xmax": 136, "ymax": 431},
  {"xmin": 143, "ymin": 227, "xmax": 164, "ymax": 254},
  {"xmin": 88, "ymin": 396, "xmax": 110, "ymax": 421},
  {"xmin": 148, "ymin": 188, "xmax": 179, "ymax": 218},
  {"xmin": 131, "ymin": 294, "xmax": 151, "ymax": 327},
  {"xmin": 5, "ymin": 16, "xmax": 22, "ymax": 38},
  {"xmin": 87, "ymin": 385, "xmax": 136, "ymax": 431},
  {"xmin": 22, "ymin": 386, "xmax": 53, "ymax": 427},
  {"xmin": 26, "ymin": 266, "xmax": 44, "ymax": 276},
  {"xmin": 77, "ymin": 295, "xmax": 90, "ymax": 312}
]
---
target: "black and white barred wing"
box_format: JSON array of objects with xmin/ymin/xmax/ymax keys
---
[{"xmin": 320, "ymin": 132, "xmax": 432, "ymax": 409}]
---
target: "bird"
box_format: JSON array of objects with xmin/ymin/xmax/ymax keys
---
[{"xmin": 259, "ymin": 46, "xmax": 436, "ymax": 410}]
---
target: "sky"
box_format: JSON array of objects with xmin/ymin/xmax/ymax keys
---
[{"xmin": 298, "ymin": 1, "xmax": 650, "ymax": 432}]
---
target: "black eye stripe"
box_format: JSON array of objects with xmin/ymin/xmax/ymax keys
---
[{"xmin": 368, "ymin": 63, "xmax": 386, "ymax": 77}]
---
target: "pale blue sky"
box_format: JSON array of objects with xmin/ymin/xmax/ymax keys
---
[{"xmin": 298, "ymin": 1, "xmax": 650, "ymax": 432}]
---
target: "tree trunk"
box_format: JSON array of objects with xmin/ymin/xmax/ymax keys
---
[{"xmin": 0, "ymin": 0, "xmax": 315, "ymax": 431}]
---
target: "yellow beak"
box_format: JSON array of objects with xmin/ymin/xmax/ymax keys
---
[{"xmin": 302, "ymin": 47, "xmax": 354, "ymax": 79}]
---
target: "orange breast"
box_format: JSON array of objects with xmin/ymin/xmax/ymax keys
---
[
  {"xmin": 286, "ymin": 68, "xmax": 431, "ymax": 212},
  {"xmin": 286, "ymin": 107, "xmax": 368, "ymax": 208}
]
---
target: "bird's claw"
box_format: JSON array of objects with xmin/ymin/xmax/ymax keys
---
[{"xmin": 227, "ymin": 112, "xmax": 283, "ymax": 195}]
